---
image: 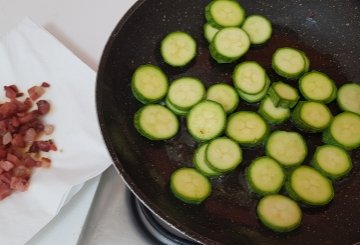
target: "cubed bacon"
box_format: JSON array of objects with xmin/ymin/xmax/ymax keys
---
[
  {"xmin": 10, "ymin": 177, "xmax": 29, "ymax": 192},
  {"xmin": 40, "ymin": 157, "xmax": 51, "ymax": 168},
  {"xmin": 0, "ymin": 83, "xmax": 55, "ymax": 200},
  {"xmin": 0, "ymin": 182, "xmax": 11, "ymax": 200},
  {"xmin": 6, "ymin": 153, "xmax": 20, "ymax": 165},
  {"xmin": 11, "ymin": 134, "xmax": 25, "ymax": 148},
  {"xmin": 28, "ymin": 86, "xmax": 45, "ymax": 101},
  {"xmin": 4, "ymin": 85, "xmax": 19, "ymax": 99},
  {"xmin": 0, "ymin": 160, "xmax": 14, "ymax": 171},
  {"xmin": 29, "ymin": 140, "xmax": 57, "ymax": 153},
  {"xmin": 0, "ymin": 102, "xmax": 17, "ymax": 118},
  {"xmin": 36, "ymin": 100, "xmax": 50, "ymax": 115},
  {"xmin": 41, "ymin": 82, "xmax": 50, "ymax": 88},
  {"xmin": 12, "ymin": 166, "xmax": 32, "ymax": 179},
  {"xmin": 0, "ymin": 172, "xmax": 11, "ymax": 184}
]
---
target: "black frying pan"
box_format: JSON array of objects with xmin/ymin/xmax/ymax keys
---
[{"xmin": 96, "ymin": 0, "xmax": 360, "ymax": 244}]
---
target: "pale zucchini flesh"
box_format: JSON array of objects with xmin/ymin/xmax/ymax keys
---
[
  {"xmin": 134, "ymin": 104, "xmax": 179, "ymax": 140},
  {"xmin": 237, "ymin": 76, "xmax": 271, "ymax": 103},
  {"xmin": 131, "ymin": 64, "xmax": 168, "ymax": 104},
  {"xmin": 205, "ymin": 137, "xmax": 242, "ymax": 173},
  {"xmin": 312, "ymin": 145, "xmax": 352, "ymax": 180},
  {"xmin": 286, "ymin": 166, "xmax": 334, "ymax": 206},
  {"xmin": 242, "ymin": 15, "xmax": 272, "ymax": 45},
  {"xmin": 187, "ymin": 100, "xmax": 226, "ymax": 141},
  {"xmin": 266, "ymin": 131, "xmax": 307, "ymax": 167},
  {"xmin": 226, "ymin": 111, "xmax": 268, "ymax": 147},
  {"xmin": 205, "ymin": 0, "xmax": 246, "ymax": 28},
  {"xmin": 299, "ymin": 71, "xmax": 337, "ymax": 103},
  {"xmin": 233, "ymin": 61, "xmax": 267, "ymax": 94},
  {"xmin": 258, "ymin": 96, "xmax": 290, "ymax": 124},
  {"xmin": 170, "ymin": 168, "xmax": 211, "ymax": 204},
  {"xmin": 272, "ymin": 47, "xmax": 306, "ymax": 79},
  {"xmin": 161, "ymin": 31, "xmax": 197, "ymax": 67},
  {"xmin": 193, "ymin": 144, "xmax": 222, "ymax": 177},
  {"xmin": 257, "ymin": 194, "xmax": 302, "ymax": 232},
  {"xmin": 268, "ymin": 82, "xmax": 299, "ymax": 108},
  {"xmin": 206, "ymin": 83, "xmax": 239, "ymax": 113},
  {"xmin": 246, "ymin": 156, "xmax": 285, "ymax": 195},
  {"xmin": 204, "ymin": 23, "xmax": 220, "ymax": 43},
  {"xmin": 210, "ymin": 27, "xmax": 250, "ymax": 63},
  {"xmin": 337, "ymin": 83, "xmax": 360, "ymax": 115},
  {"xmin": 167, "ymin": 77, "xmax": 205, "ymax": 111},
  {"xmin": 292, "ymin": 101, "xmax": 332, "ymax": 133},
  {"xmin": 165, "ymin": 97, "xmax": 188, "ymax": 116},
  {"xmin": 323, "ymin": 112, "xmax": 360, "ymax": 150}
]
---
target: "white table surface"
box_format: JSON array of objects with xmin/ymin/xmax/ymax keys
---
[{"xmin": 0, "ymin": 0, "xmax": 141, "ymax": 244}]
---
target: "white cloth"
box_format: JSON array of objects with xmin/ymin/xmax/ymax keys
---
[{"xmin": 0, "ymin": 18, "xmax": 112, "ymax": 245}]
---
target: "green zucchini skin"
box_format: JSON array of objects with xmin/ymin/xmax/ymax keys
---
[
  {"xmin": 193, "ymin": 144, "xmax": 222, "ymax": 177},
  {"xmin": 237, "ymin": 76, "xmax": 271, "ymax": 103},
  {"xmin": 312, "ymin": 145, "xmax": 352, "ymax": 180},
  {"xmin": 246, "ymin": 156, "xmax": 285, "ymax": 195},
  {"xmin": 170, "ymin": 168, "xmax": 211, "ymax": 204},
  {"xmin": 226, "ymin": 111, "xmax": 269, "ymax": 147},
  {"xmin": 299, "ymin": 71, "xmax": 337, "ymax": 104},
  {"xmin": 257, "ymin": 194, "xmax": 302, "ymax": 232},
  {"xmin": 205, "ymin": 0, "xmax": 246, "ymax": 28},
  {"xmin": 165, "ymin": 97, "xmax": 188, "ymax": 117},
  {"xmin": 187, "ymin": 100, "xmax": 226, "ymax": 142},
  {"xmin": 134, "ymin": 104, "xmax": 179, "ymax": 141},
  {"xmin": 258, "ymin": 96, "xmax": 290, "ymax": 124},
  {"xmin": 285, "ymin": 166, "xmax": 334, "ymax": 206},
  {"xmin": 205, "ymin": 137, "xmax": 243, "ymax": 173},
  {"xmin": 272, "ymin": 47, "xmax": 306, "ymax": 79},
  {"xmin": 291, "ymin": 101, "xmax": 333, "ymax": 133},
  {"xmin": 131, "ymin": 64, "xmax": 168, "ymax": 104},
  {"xmin": 322, "ymin": 112, "xmax": 360, "ymax": 150},
  {"xmin": 267, "ymin": 82, "xmax": 299, "ymax": 109},
  {"xmin": 265, "ymin": 131, "xmax": 307, "ymax": 167},
  {"xmin": 337, "ymin": 83, "xmax": 360, "ymax": 115}
]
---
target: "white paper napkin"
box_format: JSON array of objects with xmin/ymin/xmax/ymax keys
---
[{"xmin": 0, "ymin": 18, "xmax": 112, "ymax": 245}]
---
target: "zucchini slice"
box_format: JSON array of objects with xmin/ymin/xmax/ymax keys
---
[
  {"xmin": 170, "ymin": 168, "xmax": 211, "ymax": 204},
  {"xmin": 266, "ymin": 131, "xmax": 307, "ymax": 167},
  {"xmin": 257, "ymin": 194, "xmax": 302, "ymax": 232},
  {"xmin": 203, "ymin": 23, "xmax": 220, "ymax": 43},
  {"xmin": 246, "ymin": 156, "xmax": 285, "ymax": 195},
  {"xmin": 161, "ymin": 31, "xmax": 197, "ymax": 67},
  {"xmin": 242, "ymin": 15, "xmax": 272, "ymax": 45},
  {"xmin": 323, "ymin": 112, "xmax": 360, "ymax": 150},
  {"xmin": 233, "ymin": 61, "xmax": 267, "ymax": 95},
  {"xmin": 286, "ymin": 166, "xmax": 334, "ymax": 206},
  {"xmin": 193, "ymin": 144, "xmax": 222, "ymax": 177},
  {"xmin": 205, "ymin": 0, "xmax": 246, "ymax": 28},
  {"xmin": 210, "ymin": 27, "xmax": 250, "ymax": 63},
  {"xmin": 226, "ymin": 111, "xmax": 269, "ymax": 147},
  {"xmin": 237, "ymin": 76, "xmax": 271, "ymax": 103},
  {"xmin": 165, "ymin": 97, "xmax": 188, "ymax": 116},
  {"xmin": 267, "ymin": 81, "xmax": 299, "ymax": 108},
  {"xmin": 272, "ymin": 47, "xmax": 306, "ymax": 79},
  {"xmin": 187, "ymin": 100, "xmax": 226, "ymax": 141},
  {"xmin": 131, "ymin": 64, "xmax": 168, "ymax": 104},
  {"xmin": 312, "ymin": 145, "xmax": 352, "ymax": 180},
  {"xmin": 205, "ymin": 137, "xmax": 242, "ymax": 173},
  {"xmin": 206, "ymin": 83, "xmax": 239, "ymax": 113},
  {"xmin": 299, "ymin": 50, "xmax": 310, "ymax": 73},
  {"xmin": 337, "ymin": 83, "xmax": 360, "ymax": 115},
  {"xmin": 299, "ymin": 71, "xmax": 337, "ymax": 103},
  {"xmin": 134, "ymin": 104, "xmax": 179, "ymax": 140},
  {"xmin": 258, "ymin": 96, "xmax": 290, "ymax": 124},
  {"xmin": 292, "ymin": 101, "xmax": 333, "ymax": 133},
  {"xmin": 167, "ymin": 77, "xmax": 205, "ymax": 111}
]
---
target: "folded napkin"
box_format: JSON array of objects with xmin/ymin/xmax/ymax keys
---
[{"xmin": 0, "ymin": 18, "xmax": 112, "ymax": 245}]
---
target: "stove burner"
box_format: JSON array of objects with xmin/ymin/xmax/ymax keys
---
[{"xmin": 129, "ymin": 192, "xmax": 201, "ymax": 245}]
